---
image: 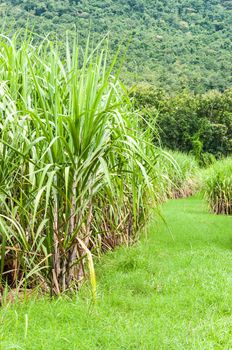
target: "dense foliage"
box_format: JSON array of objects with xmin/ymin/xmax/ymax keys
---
[
  {"xmin": 1, "ymin": 0, "xmax": 232, "ymax": 92},
  {"xmin": 133, "ymin": 85, "xmax": 232, "ymax": 161}
]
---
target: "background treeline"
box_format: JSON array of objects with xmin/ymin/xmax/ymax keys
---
[
  {"xmin": 133, "ymin": 86, "xmax": 232, "ymax": 164},
  {"xmin": 1, "ymin": 0, "xmax": 232, "ymax": 93}
]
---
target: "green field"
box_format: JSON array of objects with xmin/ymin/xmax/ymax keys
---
[
  {"xmin": 0, "ymin": 2, "xmax": 231, "ymax": 348},
  {"xmin": 1, "ymin": 196, "xmax": 232, "ymax": 349}
]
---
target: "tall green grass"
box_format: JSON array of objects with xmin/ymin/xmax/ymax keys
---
[
  {"xmin": 156, "ymin": 150, "xmax": 200, "ymax": 199},
  {"xmin": 203, "ymin": 158, "xmax": 232, "ymax": 215},
  {"xmin": 0, "ymin": 33, "xmax": 161, "ymax": 295}
]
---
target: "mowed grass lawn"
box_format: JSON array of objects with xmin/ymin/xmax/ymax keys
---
[{"xmin": 1, "ymin": 196, "xmax": 232, "ymax": 350}]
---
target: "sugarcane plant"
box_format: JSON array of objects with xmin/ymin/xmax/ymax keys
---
[
  {"xmin": 203, "ymin": 158, "xmax": 232, "ymax": 215},
  {"xmin": 0, "ymin": 33, "xmax": 160, "ymax": 295}
]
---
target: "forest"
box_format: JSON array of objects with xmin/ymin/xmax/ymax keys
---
[{"xmin": 1, "ymin": 0, "xmax": 232, "ymax": 92}]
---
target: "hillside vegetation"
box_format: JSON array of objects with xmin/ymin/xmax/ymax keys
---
[{"xmin": 1, "ymin": 0, "xmax": 232, "ymax": 92}]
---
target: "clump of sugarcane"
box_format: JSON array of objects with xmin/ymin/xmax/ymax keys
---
[
  {"xmin": 0, "ymin": 33, "xmax": 159, "ymax": 295},
  {"xmin": 203, "ymin": 158, "xmax": 232, "ymax": 215}
]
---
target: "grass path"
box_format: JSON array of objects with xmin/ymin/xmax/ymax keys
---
[{"xmin": 1, "ymin": 196, "xmax": 232, "ymax": 349}]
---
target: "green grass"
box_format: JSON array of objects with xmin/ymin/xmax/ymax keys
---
[
  {"xmin": 1, "ymin": 196, "xmax": 232, "ymax": 349},
  {"xmin": 157, "ymin": 150, "xmax": 199, "ymax": 199}
]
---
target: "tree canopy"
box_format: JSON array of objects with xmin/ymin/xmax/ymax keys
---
[
  {"xmin": 1, "ymin": 0, "xmax": 232, "ymax": 92},
  {"xmin": 133, "ymin": 85, "xmax": 232, "ymax": 162}
]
